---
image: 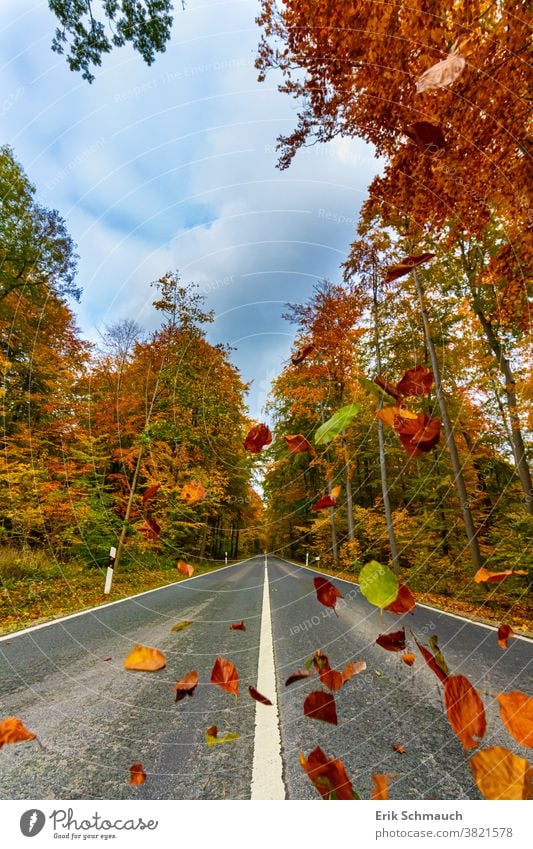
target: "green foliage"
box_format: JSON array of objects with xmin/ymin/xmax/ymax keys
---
[
  {"xmin": 314, "ymin": 404, "xmax": 360, "ymax": 445},
  {"xmin": 359, "ymin": 560, "xmax": 399, "ymax": 609}
]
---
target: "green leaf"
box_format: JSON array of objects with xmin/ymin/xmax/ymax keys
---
[
  {"xmin": 171, "ymin": 621, "xmax": 192, "ymax": 632},
  {"xmin": 359, "ymin": 560, "xmax": 399, "ymax": 609},
  {"xmin": 357, "ymin": 376, "xmax": 394, "ymax": 402},
  {"xmin": 205, "ymin": 730, "xmax": 240, "ymax": 747},
  {"xmin": 315, "ymin": 404, "xmax": 360, "ymax": 445}
]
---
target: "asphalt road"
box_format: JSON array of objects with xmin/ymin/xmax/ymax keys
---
[{"xmin": 0, "ymin": 555, "xmax": 531, "ymax": 800}]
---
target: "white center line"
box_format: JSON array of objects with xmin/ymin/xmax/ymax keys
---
[{"xmin": 251, "ymin": 560, "xmax": 285, "ymax": 800}]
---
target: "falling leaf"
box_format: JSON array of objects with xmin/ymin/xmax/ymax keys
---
[
  {"xmin": 359, "ymin": 560, "xmax": 399, "ymax": 609},
  {"xmin": 384, "ymin": 583, "xmax": 416, "ymax": 615},
  {"xmin": 142, "ymin": 484, "xmax": 161, "ymax": 506},
  {"xmin": 292, "ymin": 344, "xmax": 315, "ymax": 365},
  {"xmin": 171, "ymin": 621, "xmax": 192, "ymax": 633},
  {"xmin": 474, "ymin": 567, "xmax": 528, "ymax": 584},
  {"xmin": 141, "ymin": 517, "xmax": 161, "ymax": 539},
  {"xmin": 396, "ymin": 366, "xmax": 434, "ymax": 397},
  {"xmin": 319, "ymin": 666, "xmax": 344, "ymax": 692},
  {"xmin": 180, "ymin": 480, "xmax": 206, "ymax": 505},
  {"xmin": 372, "ymin": 774, "xmax": 389, "ymax": 800},
  {"xmin": 285, "ymin": 433, "xmax": 317, "ymax": 457},
  {"xmin": 385, "ymin": 253, "xmax": 436, "ymax": 284},
  {"xmin": 244, "ymin": 423, "xmax": 272, "ymax": 453},
  {"xmin": 300, "ymin": 747, "xmax": 359, "ymax": 799},
  {"xmin": 401, "ymin": 653, "xmax": 416, "ymax": 667},
  {"xmin": 230, "ymin": 620, "xmax": 246, "ymax": 631},
  {"xmin": 0, "ymin": 717, "xmax": 37, "ymax": 749},
  {"xmin": 177, "ymin": 560, "xmax": 194, "ymax": 577},
  {"xmin": 416, "ymin": 46, "xmax": 465, "ymax": 94},
  {"xmin": 376, "ymin": 406, "xmax": 418, "ymax": 429},
  {"xmin": 497, "ymin": 624, "xmax": 515, "ymax": 650},
  {"xmin": 470, "ymin": 747, "xmax": 532, "ymax": 800},
  {"xmin": 314, "ymin": 404, "xmax": 360, "ymax": 445},
  {"xmin": 174, "ymin": 671, "xmax": 199, "ymax": 702},
  {"xmin": 405, "ymin": 121, "xmax": 446, "ymax": 153},
  {"xmin": 415, "ymin": 638, "xmax": 449, "ymax": 683},
  {"xmin": 376, "ymin": 629, "xmax": 406, "ymax": 652},
  {"xmin": 358, "ymin": 375, "xmax": 397, "ymax": 402},
  {"xmin": 124, "ymin": 644, "xmax": 166, "ymax": 672},
  {"xmin": 444, "ymin": 675, "xmax": 487, "ymax": 750},
  {"xmin": 312, "ymin": 494, "xmax": 338, "ymax": 511},
  {"xmin": 497, "ymin": 692, "xmax": 533, "ymax": 748},
  {"xmin": 285, "ymin": 668, "xmax": 312, "ymax": 686},
  {"xmin": 342, "ymin": 661, "xmax": 366, "ymax": 683},
  {"xmin": 129, "ymin": 763, "xmax": 147, "ymax": 786},
  {"xmin": 313, "ymin": 576, "xmax": 343, "ymax": 611},
  {"xmin": 210, "ymin": 657, "xmax": 239, "ymax": 696},
  {"xmin": 392, "ymin": 744, "xmax": 406, "ymax": 754},
  {"xmin": 394, "ymin": 412, "xmax": 441, "ymax": 456},
  {"xmin": 249, "ymin": 686, "xmax": 273, "ymax": 706},
  {"xmin": 205, "ymin": 725, "xmax": 240, "ymax": 747},
  {"xmin": 303, "ymin": 691, "xmax": 338, "ymax": 725},
  {"xmin": 374, "ymin": 375, "xmax": 401, "ymax": 400}
]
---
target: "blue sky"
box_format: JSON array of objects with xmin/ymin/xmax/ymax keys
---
[{"xmin": 0, "ymin": 0, "xmax": 383, "ymax": 418}]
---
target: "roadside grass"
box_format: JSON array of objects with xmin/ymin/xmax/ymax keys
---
[{"xmin": 0, "ymin": 546, "xmax": 236, "ymax": 636}]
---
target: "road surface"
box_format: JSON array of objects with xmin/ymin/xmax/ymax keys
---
[{"xmin": 0, "ymin": 556, "xmax": 531, "ymax": 800}]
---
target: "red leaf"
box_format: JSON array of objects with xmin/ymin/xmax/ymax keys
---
[
  {"xmin": 142, "ymin": 484, "xmax": 161, "ymax": 506},
  {"xmin": 230, "ymin": 620, "xmax": 246, "ymax": 631},
  {"xmin": 312, "ymin": 494, "xmax": 337, "ymax": 511},
  {"xmin": 129, "ymin": 763, "xmax": 147, "ymax": 786},
  {"xmin": 249, "ymin": 686, "xmax": 273, "ymax": 706},
  {"xmin": 405, "ymin": 121, "xmax": 446, "ymax": 153},
  {"xmin": 300, "ymin": 747, "xmax": 358, "ymax": 799},
  {"xmin": 174, "ymin": 670, "xmax": 199, "ymax": 702},
  {"xmin": 244, "ymin": 423, "xmax": 272, "ymax": 453},
  {"xmin": 313, "ymin": 576, "xmax": 343, "ymax": 611},
  {"xmin": 177, "ymin": 560, "xmax": 194, "ymax": 577},
  {"xmin": 303, "ymin": 691, "xmax": 338, "ymax": 725},
  {"xmin": 384, "ymin": 584, "xmax": 416, "ymax": 615},
  {"xmin": 141, "ymin": 517, "xmax": 161, "ymax": 539},
  {"xmin": 210, "ymin": 657, "xmax": 239, "ymax": 696},
  {"xmin": 392, "ymin": 744, "xmax": 406, "ymax": 754},
  {"xmin": 415, "ymin": 638, "xmax": 449, "ymax": 684},
  {"xmin": 285, "ymin": 433, "xmax": 317, "ymax": 457},
  {"xmin": 319, "ymin": 667, "xmax": 344, "ymax": 692},
  {"xmin": 385, "ymin": 253, "xmax": 436, "ymax": 284},
  {"xmin": 292, "ymin": 344, "xmax": 315, "ymax": 365},
  {"xmin": 375, "ymin": 628, "xmax": 406, "ymax": 652},
  {"xmin": 394, "ymin": 411, "xmax": 441, "ymax": 456},
  {"xmin": 444, "ymin": 675, "xmax": 487, "ymax": 750},
  {"xmin": 497, "ymin": 624, "xmax": 514, "ymax": 650},
  {"xmin": 285, "ymin": 668, "xmax": 312, "ymax": 686},
  {"xmin": 396, "ymin": 366, "xmax": 434, "ymax": 397},
  {"xmin": 374, "ymin": 375, "xmax": 401, "ymax": 400}
]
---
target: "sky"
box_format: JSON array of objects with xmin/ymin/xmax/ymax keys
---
[{"xmin": 0, "ymin": 0, "xmax": 383, "ymax": 419}]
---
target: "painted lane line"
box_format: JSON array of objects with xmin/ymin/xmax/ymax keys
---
[{"xmin": 251, "ymin": 561, "xmax": 285, "ymax": 800}]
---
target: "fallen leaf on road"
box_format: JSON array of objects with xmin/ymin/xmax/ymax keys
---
[
  {"xmin": 313, "ymin": 576, "xmax": 343, "ymax": 611},
  {"xmin": 303, "ymin": 691, "xmax": 338, "ymax": 725},
  {"xmin": 470, "ymin": 747, "xmax": 532, "ymax": 799},
  {"xmin": 171, "ymin": 621, "xmax": 192, "ymax": 633},
  {"xmin": 497, "ymin": 692, "xmax": 533, "ymax": 748},
  {"xmin": 444, "ymin": 675, "xmax": 486, "ymax": 750},
  {"xmin": 372, "ymin": 774, "xmax": 390, "ymax": 799},
  {"xmin": 230, "ymin": 620, "xmax": 246, "ymax": 631},
  {"xmin": 100, "ymin": 657, "xmax": 112, "ymax": 662},
  {"xmin": 205, "ymin": 725, "xmax": 240, "ymax": 746},
  {"xmin": 124, "ymin": 644, "xmax": 166, "ymax": 672},
  {"xmin": 174, "ymin": 671, "xmax": 199, "ymax": 702},
  {"xmin": 129, "ymin": 763, "xmax": 147, "ymax": 785},
  {"xmin": 401, "ymin": 653, "xmax": 416, "ymax": 667},
  {"xmin": 0, "ymin": 717, "xmax": 37, "ymax": 749},
  {"xmin": 392, "ymin": 744, "xmax": 406, "ymax": 754},
  {"xmin": 249, "ymin": 686, "xmax": 273, "ymax": 705},
  {"xmin": 300, "ymin": 747, "xmax": 359, "ymax": 799},
  {"xmin": 376, "ymin": 629, "xmax": 406, "ymax": 652},
  {"xmin": 497, "ymin": 624, "xmax": 514, "ymax": 650},
  {"xmin": 210, "ymin": 657, "xmax": 239, "ymax": 696}
]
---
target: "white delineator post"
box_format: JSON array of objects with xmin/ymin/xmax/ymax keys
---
[
  {"xmin": 104, "ymin": 546, "xmax": 116, "ymax": 595},
  {"xmin": 225, "ymin": 551, "xmax": 228, "ymax": 565},
  {"xmin": 305, "ymin": 551, "xmax": 309, "ymax": 566}
]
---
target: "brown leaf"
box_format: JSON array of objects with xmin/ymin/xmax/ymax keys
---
[
  {"xmin": 313, "ymin": 576, "xmax": 343, "ymax": 611},
  {"xmin": 416, "ymin": 47, "xmax": 465, "ymax": 94},
  {"xmin": 384, "ymin": 584, "xmax": 416, "ymax": 614},
  {"xmin": 124, "ymin": 644, "xmax": 166, "ymax": 672},
  {"xmin": 292, "ymin": 344, "xmax": 315, "ymax": 365},
  {"xmin": 371, "ymin": 774, "xmax": 389, "ymax": 800},
  {"xmin": 171, "ymin": 621, "xmax": 192, "ymax": 633},
  {"xmin": 444, "ymin": 675, "xmax": 486, "ymax": 750},
  {"xmin": 396, "ymin": 366, "xmax": 434, "ymax": 397},
  {"xmin": 244, "ymin": 423, "xmax": 272, "ymax": 453},
  {"xmin": 210, "ymin": 656, "xmax": 239, "ymax": 696},
  {"xmin": 415, "ymin": 638, "xmax": 448, "ymax": 683},
  {"xmin": 375, "ymin": 628, "xmax": 406, "ymax": 652},
  {"xmin": 319, "ymin": 667, "xmax": 344, "ymax": 692},
  {"xmin": 470, "ymin": 747, "xmax": 532, "ymax": 800},
  {"xmin": 497, "ymin": 624, "xmax": 514, "ymax": 650},
  {"xmin": 180, "ymin": 480, "xmax": 206, "ymax": 505},
  {"xmin": 284, "ymin": 433, "xmax": 317, "ymax": 457},
  {"xmin": 285, "ymin": 668, "xmax": 312, "ymax": 686},
  {"xmin": 384, "ymin": 253, "xmax": 436, "ymax": 284},
  {"xmin": 249, "ymin": 686, "xmax": 273, "ymax": 706},
  {"xmin": 392, "ymin": 744, "xmax": 406, "ymax": 754},
  {"xmin": 393, "ymin": 411, "xmax": 441, "ymax": 456},
  {"xmin": 374, "ymin": 375, "xmax": 401, "ymax": 400},
  {"xmin": 129, "ymin": 763, "xmax": 147, "ymax": 786},
  {"xmin": 0, "ymin": 717, "xmax": 37, "ymax": 749},
  {"xmin": 142, "ymin": 484, "xmax": 161, "ymax": 506},
  {"xmin": 177, "ymin": 560, "xmax": 194, "ymax": 577},
  {"xmin": 303, "ymin": 690, "xmax": 338, "ymax": 725},
  {"xmin": 497, "ymin": 692, "xmax": 533, "ymax": 748},
  {"xmin": 141, "ymin": 517, "xmax": 161, "ymax": 539},
  {"xmin": 300, "ymin": 747, "xmax": 358, "ymax": 799},
  {"xmin": 342, "ymin": 660, "xmax": 366, "ymax": 683},
  {"xmin": 405, "ymin": 121, "xmax": 446, "ymax": 153},
  {"xmin": 174, "ymin": 670, "xmax": 199, "ymax": 702},
  {"xmin": 401, "ymin": 653, "xmax": 416, "ymax": 667},
  {"xmin": 230, "ymin": 620, "xmax": 246, "ymax": 631}
]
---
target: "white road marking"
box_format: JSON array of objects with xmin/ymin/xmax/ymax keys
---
[
  {"xmin": 0, "ymin": 557, "xmax": 256, "ymax": 642},
  {"xmin": 251, "ymin": 561, "xmax": 286, "ymax": 800}
]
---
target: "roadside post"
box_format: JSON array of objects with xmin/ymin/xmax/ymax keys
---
[{"xmin": 104, "ymin": 546, "xmax": 116, "ymax": 595}]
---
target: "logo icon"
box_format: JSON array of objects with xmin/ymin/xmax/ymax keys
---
[{"xmin": 20, "ymin": 810, "xmax": 46, "ymax": 837}]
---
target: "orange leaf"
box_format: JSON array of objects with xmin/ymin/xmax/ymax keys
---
[
  {"xmin": 177, "ymin": 560, "xmax": 194, "ymax": 577},
  {"xmin": 180, "ymin": 480, "xmax": 206, "ymax": 505},
  {"xmin": 249, "ymin": 686, "xmax": 273, "ymax": 706},
  {"xmin": 474, "ymin": 567, "xmax": 528, "ymax": 584},
  {"xmin": 375, "ymin": 628, "xmax": 406, "ymax": 652},
  {"xmin": 300, "ymin": 747, "xmax": 358, "ymax": 799},
  {"xmin": 124, "ymin": 644, "xmax": 166, "ymax": 672},
  {"xmin": 174, "ymin": 671, "xmax": 199, "ymax": 702},
  {"xmin": 244, "ymin": 423, "xmax": 272, "ymax": 453},
  {"xmin": 497, "ymin": 624, "xmax": 514, "ymax": 650},
  {"xmin": 284, "ymin": 433, "xmax": 317, "ymax": 457},
  {"xmin": 497, "ymin": 692, "xmax": 533, "ymax": 748},
  {"xmin": 319, "ymin": 667, "xmax": 344, "ymax": 692},
  {"xmin": 0, "ymin": 717, "xmax": 37, "ymax": 749},
  {"xmin": 342, "ymin": 661, "xmax": 366, "ymax": 683},
  {"xmin": 303, "ymin": 690, "xmax": 338, "ymax": 725},
  {"xmin": 470, "ymin": 747, "xmax": 532, "ymax": 800},
  {"xmin": 396, "ymin": 366, "xmax": 434, "ymax": 397},
  {"xmin": 230, "ymin": 620, "xmax": 246, "ymax": 631},
  {"xmin": 444, "ymin": 675, "xmax": 486, "ymax": 750},
  {"xmin": 384, "ymin": 253, "xmax": 436, "ymax": 283},
  {"xmin": 129, "ymin": 763, "xmax": 147, "ymax": 786},
  {"xmin": 393, "ymin": 412, "xmax": 441, "ymax": 456},
  {"xmin": 401, "ymin": 653, "xmax": 416, "ymax": 667},
  {"xmin": 210, "ymin": 656, "xmax": 239, "ymax": 696},
  {"xmin": 313, "ymin": 576, "xmax": 343, "ymax": 611},
  {"xmin": 392, "ymin": 744, "xmax": 406, "ymax": 754},
  {"xmin": 371, "ymin": 774, "xmax": 389, "ymax": 800},
  {"xmin": 384, "ymin": 584, "xmax": 416, "ymax": 614}
]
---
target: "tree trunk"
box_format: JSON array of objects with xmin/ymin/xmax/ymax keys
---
[
  {"xmin": 114, "ymin": 444, "xmax": 144, "ymax": 574},
  {"xmin": 341, "ymin": 432, "xmax": 355, "ymax": 541},
  {"xmin": 413, "ymin": 269, "xmax": 483, "ymax": 571},
  {"xmin": 326, "ymin": 478, "xmax": 339, "ymax": 566}
]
